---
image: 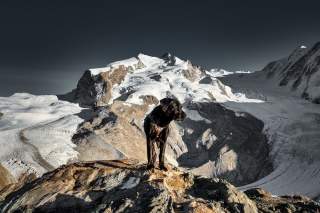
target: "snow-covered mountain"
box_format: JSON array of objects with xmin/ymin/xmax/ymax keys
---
[
  {"xmin": 66, "ymin": 53, "xmax": 271, "ymax": 186},
  {"xmin": 0, "ymin": 50, "xmax": 319, "ymax": 203},
  {"xmin": 0, "ymin": 53, "xmax": 269, "ymax": 188},
  {"xmin": 261, "ymin": 42, "xmax": 320, "ymax": 103},
  {"xmin": 71, "ymin": 53, "xmax": 258, "ymax": 107}
]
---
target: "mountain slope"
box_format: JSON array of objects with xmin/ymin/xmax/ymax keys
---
[
  {"xmin": 218, "ymin": 64, "xmax": 320, "ymax": 200},
  {"xmin": 261, "ymin": 42, "xmax": 320, "ymax": 103}
]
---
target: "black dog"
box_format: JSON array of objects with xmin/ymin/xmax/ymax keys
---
[{"xmin": 144, "ymin": 98, "xmax": 186, "ymax": 170}]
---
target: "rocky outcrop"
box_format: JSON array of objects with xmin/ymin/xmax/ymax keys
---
[
  {"xmin": 0, "ymin": 165, "xmax": 14, "ymax": 190},
  {"xmin": 0, "ymin": 160, "xmax": 318, "ymax": 213},
  {"xmin": 245, "ymin": 188, "xmax": 320, "ymax": 213},
  {"xmin": 71, "ymin": 100, "xmax": 271, "ymax": 186},
  {"xmin": 74, "ymin": 56, "xmax": 146, "ymax": 107},
  {"xmin": 178, "ymin": 102, "xmax": 272, "ymax": 186},
  {"xmin": 262, "ymin": 43, "xmax": 320, "ymax": 103},
  {"xmin": 182, "ymin": 61, "xmax": 204, "ymax": 82},
  {"xmin": 72, "ymin": 101, "xmax": 187, "ymax": 167},
  {"xmin": 75, "ymin": 65, "xmax": 129, "ymax": 107}
]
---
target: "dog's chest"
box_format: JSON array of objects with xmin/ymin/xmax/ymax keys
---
[{"xmin": 151, "ymin": 123, "xmax": 165, "ymax": 137}]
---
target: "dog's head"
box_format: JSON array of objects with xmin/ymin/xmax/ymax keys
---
[{"xmin": 160, "ymin": 98, "xmax": 186, "ymax": 121}]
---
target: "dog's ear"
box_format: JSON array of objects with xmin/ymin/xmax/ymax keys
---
[{"xmin": 160, "ymin": 98, "xmax": 173, "ymax": 112}]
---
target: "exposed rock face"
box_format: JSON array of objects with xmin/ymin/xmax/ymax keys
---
[
  {"xmin": 74, "ymin": 56, "xmax": 146, "ymax": 107},
  {"xmin": 0, "ymin": 165, "xmax": 14, "ymax": 190},
  {"xmin": 71, "ymin": 100, "xmax": 271, "ymax": 186},
  {"xmin": 72, "ymin": 101, "xmax": 187, "ymax": 167},
  {"xmin": 262, "ymin": 43, "xmax": 320, "ymax": 103},
  {"xmin": 245, "ymin": 188, "xmax": 320, "ymax": 213},
  {"xmin": 182, "ymin": 61, "xmax": 204, "ymax": 82},
  {"xmin": 0, "ymin": 160, "xmax": 318, "ymax": 213},
  {"xmin": 75, "ymin": 65, "xmax": 129, "ymax": 107},
  {"xmin": 178, "ymin": 102, "xmax": 272, "ymax": 186}
]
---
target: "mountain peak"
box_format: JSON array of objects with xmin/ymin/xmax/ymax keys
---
[{"xmin": 161, "ymin": 52, "xmax": 176, "ymax": 65}]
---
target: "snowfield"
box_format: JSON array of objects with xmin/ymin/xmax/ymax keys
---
[
  {"xmin": 219, "ymin": 71, "xmax": 320, "ymax": 200},
  {"xmin": 0, "ymin": 93, "xmax": 83, "ymax": 179},
  {"xmin": 102, "ymin": 54, "xmax": 261, "ymax": 106}
]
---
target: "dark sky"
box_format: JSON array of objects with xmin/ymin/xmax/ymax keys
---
[{"xmin": 1, "ymin": 0, "xmax": 320, "ymax": 96}]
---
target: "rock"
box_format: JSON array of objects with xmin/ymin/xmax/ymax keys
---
[
  {"xmin": 0, "ymin": 160, "xmax": 255, "ymax": 212},
  {"xmin": 245, "ymin": 188, "xmax": 320, "ymax": 213},
  {"xmin": 0, "ymin": 164, "xmax": 15, "ymax": 191},
  {"xmin": 75, "ymin": 65, "xmax": 128, "ymax": 107},
  {"xmin": 161, "ymin": 53, "xmax": 176, "ymax": 66},
  {"xmin": 71, "ymin": 100, "xmax": 271, "ymax": 186},
  {"xmin": 1, "ymin": 160, "xmax": 318, "ymax": 213},
  {"xmin": 72, "ymin": 101, "xmax": 188, "ymax": 167},
  {"xmin": 244, "ymin": 188, "xmax": 272, "ymax": 198},
  {"xmin": 182, "ymin": 61, "xmax": 204, "ymax": 82},
  {"xmin": 178, "ymin": 102, "xmax": 272, "ymax": 186},
  {"xmin": 139, "ymin": 95, "xmax": 159, "ymax": 105}
]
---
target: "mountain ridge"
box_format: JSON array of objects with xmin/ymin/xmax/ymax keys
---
[
  {"xmin": 261, "ymin": 42, "xmax": 320, "ymax": 103},
  {"xmin": 0, "ymin": 159, "xmax": 319, "ymax": 213}
]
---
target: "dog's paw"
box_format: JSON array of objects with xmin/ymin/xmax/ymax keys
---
[
  {"xmin": 146, "ymin": 164, "xmax": 155, "ymax": 170},
  {"xmin": 159, "ymin": 164, "xmax": 168, "ymax": 171}
]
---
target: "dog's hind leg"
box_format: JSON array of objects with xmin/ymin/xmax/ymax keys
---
[
  {"xmin": 159, "ymin": 127, "xmax": 169, "ymax": 170},
  {"xmin": 151, "ymin": 141, "xmax": 157, "ymax": 167}
]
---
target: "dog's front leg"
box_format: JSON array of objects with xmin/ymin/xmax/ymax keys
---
[
  {"xmin": 147, "ymin": 138, "xmax": 157, "ymax": 169},
  {"xmin": 159, "ymin": 127, "xmax": 169, "ymax": 171},
  {"xmin": 146, "ymin": 138, "xmax": 152, "ymax": 167}
]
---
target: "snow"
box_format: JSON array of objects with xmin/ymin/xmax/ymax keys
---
[
  {"xmin": 89, "ymin": 53, "xmax": 146, "ymax": 75},
  {"xmin": 207, "ymin": 69, "xmax": 251, "ymax": 78},
  {"xmin": 184, "ymin": 109, "xmax": 211, "ymax": 124},
  {"xmin": 138, "ymin": 53, "xmax": 164, "ymax": 67},
  {"xmin": 104, "ymin": 54, "xmax": 261, "ymax": 106},
  {"xmin": 0, "ymin": 93, "xmax": 83, "ymax": 179},
  {"xmin": 219, "ymin": 72, "xmax": 320, "ymax": 199},
  {"xmin": 121, "ymin": 177, "xmax": 140, "ymax": 189},
  {"xmin": 89, "ymin": 67, "xmax": 111, "ymax": 76},
  {"xmin": 90, "ymin": 56, "xmax": 142, "ymax": 75}
]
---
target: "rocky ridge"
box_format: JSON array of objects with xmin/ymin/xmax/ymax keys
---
[{"xmin": 0, "ymin": 160, "xmax": 319, "ymax": 213}]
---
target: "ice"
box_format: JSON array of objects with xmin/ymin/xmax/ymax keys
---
[
  {"xmin": 220, "ymin": 71, "xmax": 320, "ymax": 199},
  {"xmin": 121, "ymin": 177, "xmax": 140, "ymax": 189},
  {"xmin": 0, "ymin": 93, "xmax": 83, "ymax": 180}
]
